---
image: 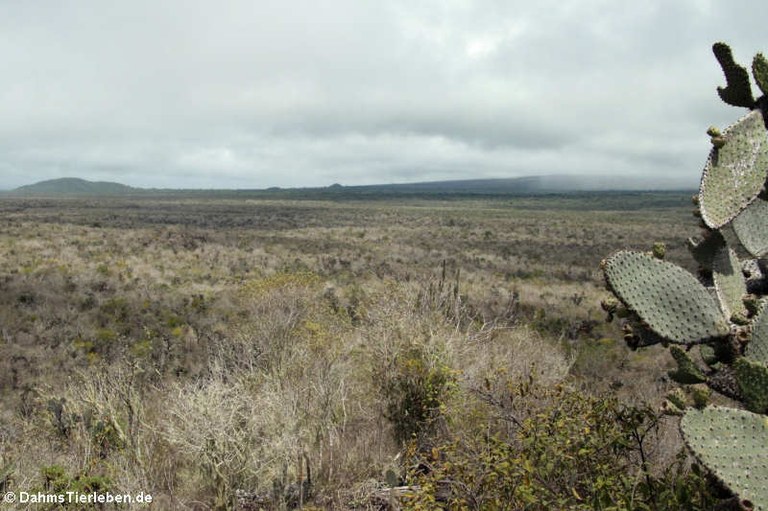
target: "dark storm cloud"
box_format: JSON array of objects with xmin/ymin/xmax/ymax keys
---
[{"xmin": 0, "ymin": 0, "xmax": 767, "ymax": 189}]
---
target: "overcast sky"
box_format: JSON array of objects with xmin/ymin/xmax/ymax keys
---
[{"xmin": 1, "ymin": 0, "xmax": 767, "ymax": 189}]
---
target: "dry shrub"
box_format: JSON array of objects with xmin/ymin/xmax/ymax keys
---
[
  {"xmin": 163, "ymin": 370, "xmax": 298, "ymax": 508},
  {"xmin": 2, "ymin": 363, "xmax": 177, "ymax": 504},
  {"xmin": 161, "ymin": 273, "xmax": 358, "ymax": 508},
  {"xmin": 457, "ymin": 325, "xmax": 573, "ymax": 389}
]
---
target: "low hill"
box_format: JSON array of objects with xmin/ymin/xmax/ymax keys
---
[
  {"xmin": 9, "ymin": 178, "xmax": 136, "ymax": 196},
  {"xmin": 5, "ymin": 174, "xmax": 695, "ymax": 199}
]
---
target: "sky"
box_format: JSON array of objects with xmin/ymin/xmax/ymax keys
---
[{"xmin": 1, "ymin": 0, "xmax": 767, "ymax": 190}]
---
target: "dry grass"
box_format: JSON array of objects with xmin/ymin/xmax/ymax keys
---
[{"xmin": 0, "ymin": 194, "xmax": 697, "ymax": 509}]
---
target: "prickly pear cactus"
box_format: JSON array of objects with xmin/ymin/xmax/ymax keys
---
[{"xmin": 601, "ymin": 42, "xmax": 768, "ymax": 510}]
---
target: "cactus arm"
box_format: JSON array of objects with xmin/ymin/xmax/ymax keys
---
[
  {"xmin": 713, "ymin": 42, "xmax": 756, "ymax": 108},
  {"xmin": 753, "ymin": 53, "xmax": 768, "ymax": 98}
]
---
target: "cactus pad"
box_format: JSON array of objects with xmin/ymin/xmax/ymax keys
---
[
  {"xmin": 713, "ymin": 42, "xmax": 756, "ymax": 108},
  {"xmin": 747, "ymin": 302, "xmax": 768, "ymax": 365},
  {"xmin": 666, "ymin": 388, "xmax": 688, "ymax": 410},
  {"xmin": 735, "ymin": 358, "xmax": 768, "ymax": 413},
  {"xmin": 699, "ymin": 110, "xmax": 768, "ymax": 228},
  {"xmin": 754, "ymin": 53, "xmax": 768, "ymax": 97},
  {"xmin": 602, "ymin": 251, "xmax": 728, "ymax": 343},
  {"xmin": 681, "ymin": 407, "xmax": 768, "ymax": 509},
  {"xmin": 712, "ymin": 246, "xmax": 748, "ymax": 318},
  {"xmin": 668, "ymin": 346, "xmax": 707, "ymax": 384},
  {"xmin": 733, "ymin": 197, "xmax": 768, "ymax": 257}
]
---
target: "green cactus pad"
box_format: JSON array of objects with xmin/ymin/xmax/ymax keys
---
[
  {"xmin": 666, "ymin": 388, "xmax": 688, "ymax": 410},
  {"xmin": 602, "ymin": 251, "xmax": 728, "ymax": 343},
  {"xmin": 681, "ymin": 407, "xmax": 768, "ymax": 509},
  {"xmin": 713, "ymin": 246, "xmax": 748, "ymax": 318},
  {"xmin": 747, "ymin": 302, "xmax": 768, "ymax": 365},
  {"xmin": 754, "ymin": 53, "xmax": 768, "ymax": 97},
  {"xmin": 699, "ymin": 110, "xmax": 768, "ymax": 229},
  {"xmin": 668, "ymin": 346, "xmax": 707, "ymax": 384},
  {"xmin": 690, "ymin": 386, "xmax": 711, "ymax": 409},
  {"xmin": 713, "ymin": 42, "xmax": 756, "ymax": 108},
  {"xmin": 735, "ymin": 358, "xmax": 768, "ymax": 413},
  {"xmin": 733, "ymin": 197, "xmax": 768, "ymax": 257}
]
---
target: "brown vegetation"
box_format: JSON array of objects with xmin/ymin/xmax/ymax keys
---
[{"xmin": 0, "ymin": 194, "xmax": 713, "ymax": 509}]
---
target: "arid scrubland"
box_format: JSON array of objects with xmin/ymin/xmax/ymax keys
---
[{"xmin": 0, "ymin": 194, "xmax": 718, "ymax": 509}]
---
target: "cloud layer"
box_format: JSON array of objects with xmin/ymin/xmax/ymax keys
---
[{"xmin": 1, "ymin": 0, "xmax": 767, "ymax": 189}]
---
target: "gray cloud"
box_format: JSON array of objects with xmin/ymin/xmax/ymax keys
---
[{"xmin": 0, "ymin": 0, "xmax": 767, "ymax": 189}]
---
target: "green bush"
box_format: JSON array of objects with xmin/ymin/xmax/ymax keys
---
[
  {"xmin": 382, "ymin": 344, "xmax": 456, "ymax": 445},
  {"xmin": 403, "ymin": 383, "xmax": 717, "ymax": 510}
]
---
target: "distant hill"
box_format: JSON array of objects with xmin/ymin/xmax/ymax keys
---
[
  {"xmin": 9, "ymin": 178, "xmax": 136, "ymax": 196},
  {"xmin": 4, "ymin": 174, "xmax": 695, "ymax": 199}
]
